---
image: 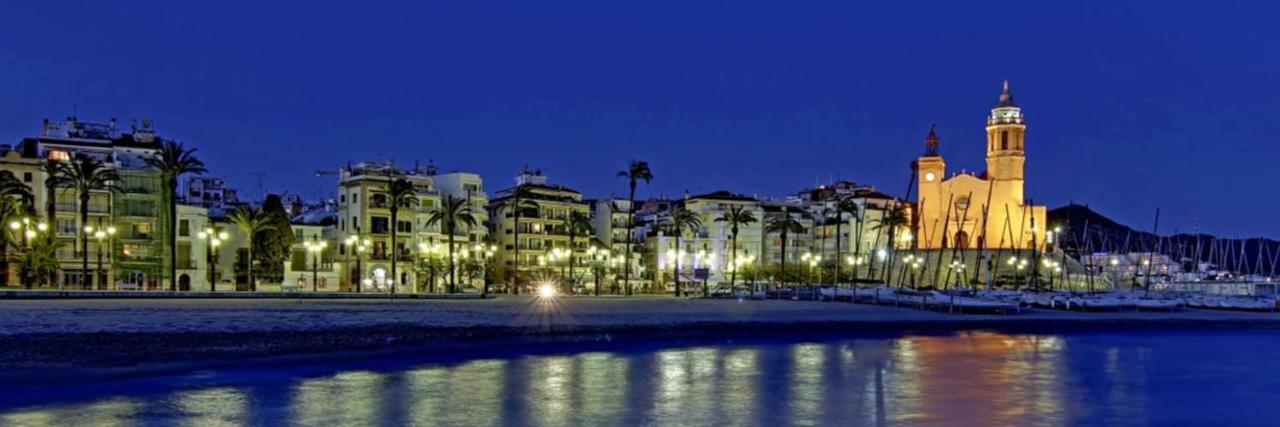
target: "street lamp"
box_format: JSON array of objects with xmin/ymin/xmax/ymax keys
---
[
  {"xmin": 303, "ymin": 236, "xmax": 329, "ymax": 292},
  {"xmin": 343, "ymin": 235, "xmax": 356, "ymax": 292},
  {"xmin": 197, "ymin": 227, "xmax": 228, "ymax": 292},
  {"xmin": 473, "ymin": 243, "xmax": 496, "ymax": 296},
  {"xmin": 10, "ymin": 217, "xmax": 48, "ymax": 289}
]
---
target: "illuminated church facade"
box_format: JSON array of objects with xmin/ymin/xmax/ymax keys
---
[{"xmin": 914, "ymin": 81, "xmax": 1047, "ymax": 250}]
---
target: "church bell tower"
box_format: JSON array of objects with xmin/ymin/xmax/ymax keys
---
[{"xmin": 986, "ymin": 80, "xmax": 1026, "ymax": 183}]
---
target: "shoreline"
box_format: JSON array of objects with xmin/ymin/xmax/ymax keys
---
[{"xmin": 2, "ymin": 297, "xmax": 1278, "ymax": 386}]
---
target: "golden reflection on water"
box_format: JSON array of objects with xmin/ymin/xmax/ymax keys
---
[{"xmin": 884, "ymin": 332, "xmax": 1069, "ymax": 426}]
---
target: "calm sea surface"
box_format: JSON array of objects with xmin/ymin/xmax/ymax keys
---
[{"xmin": 2, "ymin": 328, "xmax": 1279, "ymax": 426}]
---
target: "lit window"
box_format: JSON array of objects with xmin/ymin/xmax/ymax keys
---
[{"xmin": 48, "ymin": 150, "xmax": 70, "ymax": 161}]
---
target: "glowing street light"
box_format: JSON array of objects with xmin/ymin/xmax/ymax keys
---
[
  {"xmin": 303, "ymin": 236, "xmax": 329, "ymax": 292},
  {"xmin": 197, "ymin": 227, "xmax": 229, "ymax": 292}
]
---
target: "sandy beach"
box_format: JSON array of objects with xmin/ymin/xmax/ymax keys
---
[{"xmin": 1, "ymin": 296, "xmax": 1277, "ymax": 384}]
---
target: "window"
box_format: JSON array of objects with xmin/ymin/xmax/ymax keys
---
[
  {"xmin": 1000, "ymin": 131, "xmax": 1009, "ymax": 150},
  {"xmin": 351, "ymin": 216, "xmax": 358, "ymax": 232},
  {"xmin": 22, "ymin": 172, "xmax": 31, "ymax": 183},
  {"xmin": 371, "ymin": 217, "xmax": 389, "ymax": 234},
  {"xmin": 47, "ymin": 150, "xmax": 69, "ymax": 161},
  {"xmin": 353, "ymin": 193, "xmax": 359, "ymax": 204},
  {"xmin": 179, "ymin": 219, "xmax": 190, "ymax": 237},
  {"xmin": 56, "ymin": 218, "xmax": 77, "ymax": 235},
  {"xmin": 397, "ymin": 220, "xmax": 412, "ymax": 233},
  {"xmin": 340, "ymin": 194, "xmax": 346, "ymax": 204}
]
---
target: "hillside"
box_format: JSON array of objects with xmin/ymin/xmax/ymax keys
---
[{"xmin": 1048, "ymin": 204, "xmax": 1280, "ymax": 274}]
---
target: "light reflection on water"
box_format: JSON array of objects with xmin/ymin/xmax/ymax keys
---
[{"xmin": 3, "ymin": 329, "xmax": 1279, "ymax": 426}]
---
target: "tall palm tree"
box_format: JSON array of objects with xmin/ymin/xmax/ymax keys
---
[
  {"xmin": 424, "ymin": 195, "xmax": 477, "ymax": 293},
  {"xmin": 664, "ymin": 206, "xmax": 701, "ymax": 297},
  {"xmin": 144, "ymin": 141, "xmax": 206, "ymax": 291},
  {"xmin": 0, "ymin": 195, "xmax": 22, "ymax": 288},
  {"xmin": 834, "ymin": 195, "xmax": 860, "ymax": 287},
  {"xmin": 227, "ymin": 206, "xmax": 275, "ymax": 291},
  {"xmin": 64, "ymin": 155, "xmax": 121, "ymax": 290},
  {"xmin": 41, "ymin": 160, "xmax": 69, "ymax": 242},
  {"xmin": 503, "ymin": 185, "xmax": 539, "ymax": 294},
  {"xmin": 871, "ymin": 204, "xmax": 910, "ymax": 286},
  {"xmin": 566, "ymin": 211, "xmax": 594, "ymax": 290},
  {"xmin": 715, "ymin": 205, "xmax": 758, "ymax": 295},
  {"xmin": 0, "ymin": 171, "xmax": 32, "ymax": 288},
  {"xmin": 616, "ymin": 159, "xmax": 652, "ymax": 295},
  {"xmin": 766, "ymin": 215, "xmax": 805, "ymax": 290},
  {"xmin": 387, "ymin": 178, "xmax": 419, "ymax": 293}
]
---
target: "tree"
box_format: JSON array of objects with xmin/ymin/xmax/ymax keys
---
[
  {"xmin": 502, "ymin": 184, "xmax": 538, "ymax": 294},
  {"xmin": 424, "ymin": 194, "xmax": 476, "ymax": 293},
  {"xmin": 228, "ymin": 206, "xmax": 276, "ymax": 291},
  {"xmin": 566, "ymin": 211, "xmax": 594, "ymax": 291},
  {"xmin": 144, "ymin": 141, "xmax": 206, "ymax": 291},
  {"xmin": 616, "ymin": 159, "xmax": 652, "ymax": 295},
  {"xmin": 834, "ymin": 195, "xmax": 860, "ymax": 286},
  {"xmin": 0, "ymin": 171, "xmax": 32, "ymax": 287},
  {"xmin": 41, "ymin": 160, "xmax": 68, "ymax": 243},
  {"xmin": 715, "ymin": 205, "xmax": 758, "ymax": 295},
  {"xmin": 14, "ymin": 237, "xmax": 60, "ymax": 287},
  {"xmin": 64, "ymin": 155, "xmax": 121, "ymax": 290},
  {"xmin": 387, "ymin": 178, "xmax": 419, "ymax": 293},
  {"xmin": 664, "ymin": 206, "xmax": 701, "ymax": 297},
  {"xmin": 766, "ymin": 215, "xmax": 805, "ymax": 290},
  {"xmin": 871, "ymin": 204, "xmax": 910, "ymax": 286},
  {"xmin": 257, "ymin": 195, "xmax": 295, "ymax": 285}
]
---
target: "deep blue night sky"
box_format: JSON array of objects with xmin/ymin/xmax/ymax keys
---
[{"xmin": 1, "ymin": 1, "xmax": 1277, "ymax": 237}]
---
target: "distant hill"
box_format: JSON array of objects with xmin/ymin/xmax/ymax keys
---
[{"xmin": 1048, "ymin": 204, "xmax": 1280, "ymax": 274}]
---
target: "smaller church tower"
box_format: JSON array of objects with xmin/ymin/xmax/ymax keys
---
[{"xmin": 916, "ymin": 124, "xmax": 945, "ymax": 189}]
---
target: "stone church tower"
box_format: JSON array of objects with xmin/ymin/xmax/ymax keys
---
[{"xmin": 913, "ymin": 81, "xmax": 1046, "ymax": 250}]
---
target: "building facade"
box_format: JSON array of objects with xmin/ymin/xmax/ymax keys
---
[{"xmin": 915, "ymin": 81, "xmax": 1047, "ymax": 250}]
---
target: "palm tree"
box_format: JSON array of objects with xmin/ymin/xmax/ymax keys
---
[
  {"xmin": 664, "ymin": 206, "xmax": 702, "ymax": 297},
  {"xmin": 715, "ymin": 205, "xmax": 758, "ymax": 295},
  {"xmin": 64, "ymin": 155, "xmax": 121, "ymax": 290},
  {"xmin": 41, "ymin": 160, "xmax": 69, "ymax": 241},
  {"xmin": 144, "ymin": 141, "xmax": 206, "ymax": 291},
  {"xmin": 766, "ymin": 215, "xmax": 805, "ymax": 290},
  {"xmin": 227, "ymin": 206, "xmax": 275, "ymax": 291},
  {"xmin": 870, "ymin": 205, "xmax": 910, "ymax": 286},
  {"xmin": 0, "ymin": 171, "xmax": 32, "ymax": 288},
  {"xmin": 424, "ymin": 195, "xmax": 477, "ymax": 293},
  {"xmin": 15, "ymin": 237, "xmax": 60, "ymax": 287},
  {"xmin": 566, "ymin": 211, "xmax": 594, "ymax": 290},
  {"xmin": 0, "ymin": 171, "xmax": 32, "ymax": 207},
  {"xmin": 834, "ymin": 195, "xmax": 860, "ymax": 287},
  {"xmin": 387, "ymin": 178, "xmax": 419, "ymax": 293},
  {"xmin": 616, "ymin": 159, "xmax": 652, "ymax": 295},
  {"xmin": 503, "ymin": 184, "xmax": 538, "ymax": 294}
]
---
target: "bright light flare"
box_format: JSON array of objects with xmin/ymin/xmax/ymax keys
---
[{"xmin": 537, "ymin": 283, "xmax": 558, "ymax": 299}]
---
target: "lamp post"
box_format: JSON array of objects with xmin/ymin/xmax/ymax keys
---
[
  {"xmin": 303, "ymin": 236, "xmax": 328, "ymax": 292},
  {"xmin": 343, "ymin": 235, "xmax": 356, "ymax": 292},
  {"xmin": 197, "ymin": 227, "xmax": 228, "ymax": 292},
  {"xmin": 9, "ymin": 217, "xmax": 47, "ymax": 289},
  {"xmin": 473, "ymin": 243, "xmax": 496, "ymax": 296}
]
